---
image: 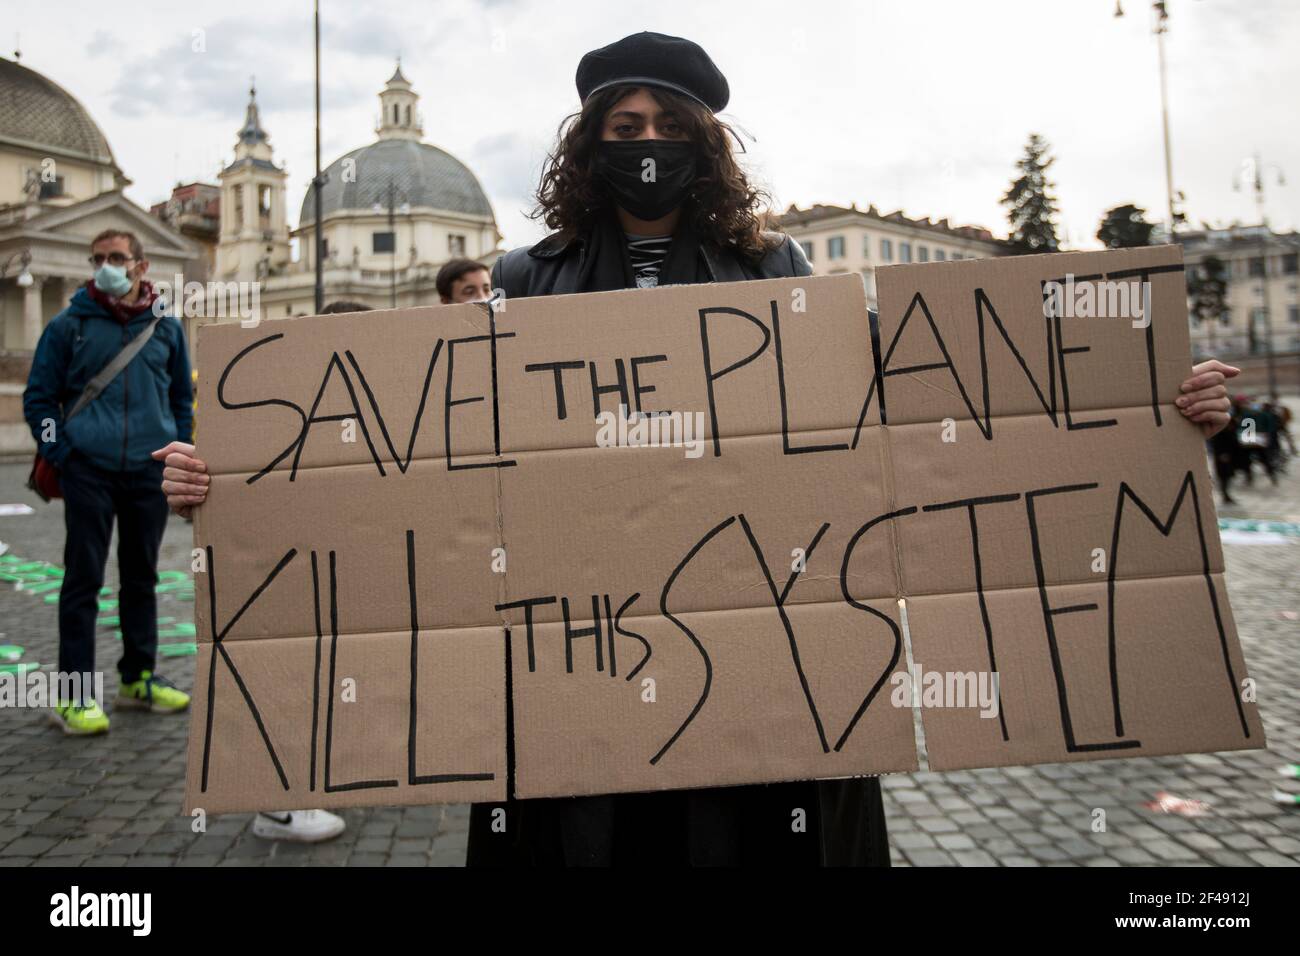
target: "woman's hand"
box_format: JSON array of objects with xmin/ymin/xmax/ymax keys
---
[
  {"xmin": 152, "ymin": 441, "xmax": 210, "ymax": 518},
  {"xmin": 1176, "ymin": 360, "xmax": 1240, "ymax": 439}
]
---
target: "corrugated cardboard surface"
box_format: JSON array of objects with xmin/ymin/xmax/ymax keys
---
[
  {"xmin": 870, "ymin": 245, "xmax": 1261, "ymax": 772},
  {"xmin": 185, "ymin": 247, "xmax": 1262, "ymax": 814}
]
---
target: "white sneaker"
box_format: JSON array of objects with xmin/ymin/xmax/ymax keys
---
[{"xmin": 253, "ymin": 809, "xmax": 346, "ymax": 843}]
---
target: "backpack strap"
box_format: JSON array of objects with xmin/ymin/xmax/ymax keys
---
[{"xmin": 65, "ymin": 314, "xmax": 164, "ymax": 422}]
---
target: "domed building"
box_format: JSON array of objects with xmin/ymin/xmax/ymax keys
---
[
  {"xmin": 0, "ymin": 54, "xmax": 197, "ymax": 455},
  {"xmin": 0, "ymin": 55, "xmax": 197, "ymax": 356},
  {"xmin": 216, "ymin": 63, "xmax": 501, "ymax": 318},
  {"xmin": 0, "ymin": 56, "xmax": 122, "ymax": 200}
]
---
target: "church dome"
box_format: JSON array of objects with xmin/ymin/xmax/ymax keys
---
[
  {"xmin": 0, "ymin": 56, "xmax": 117, "ymax": 164},
  {"xmin": 299, "ymin": 138, "xmax": 494, "ymax": 225}
]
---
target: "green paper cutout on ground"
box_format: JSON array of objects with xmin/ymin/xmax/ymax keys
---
[
  {"xmin": 1218, "ymin": 517, "xmax": 1300, "ymax": 538},
  {"xmin": 19, "ymin": 581, "xmax": 62, "ymax": 595},
  {"xmin": 3, "ymin": 554, "xmax": 193, "ymax": 602}
]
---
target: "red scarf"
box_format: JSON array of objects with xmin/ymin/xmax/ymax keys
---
[{"xmin": 85, "ymin": 278, "xmax": 159, "ymax": 325}]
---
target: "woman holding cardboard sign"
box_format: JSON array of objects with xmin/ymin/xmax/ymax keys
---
[
  {"xmin": 479, "ymin": 30, "xmax": 894, "ymax": 867},
  {"xmin": 157, "ymin": 31, "xmax": 1239, "ymax": 867}
]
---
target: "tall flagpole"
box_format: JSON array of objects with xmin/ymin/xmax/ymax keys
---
[
  {"xmin": 313, "ymin": 0, "xmax": 324, "ymax": 314},
  {"xmin": 1154, "ymin": 2, "xmax": 1177, "ymax": 235}
]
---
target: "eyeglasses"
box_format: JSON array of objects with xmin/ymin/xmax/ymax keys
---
[{"xmin": 88, "ymin": 253, "xmax": 136, "ymax": 267}]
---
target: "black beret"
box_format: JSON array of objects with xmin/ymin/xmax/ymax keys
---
[{"xmin": 576, "ymin": 31, "xmax": 729, "ymax": 113}]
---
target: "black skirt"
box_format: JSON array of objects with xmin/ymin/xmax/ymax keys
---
[{"xmin": 465, "ymin": 777, "xmax": 890, "ymax": 867}]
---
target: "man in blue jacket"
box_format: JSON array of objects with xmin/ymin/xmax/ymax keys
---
[{"xmin": 24, "ymin": 229, "xmax": 193, "ymax": 734}]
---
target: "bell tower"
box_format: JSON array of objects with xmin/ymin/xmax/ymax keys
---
[
  {"xmin": 216, "ymin": 81, "xmax": 291, "ymax": 280},
  {"xmin": 376, "ymin": 59, "xmax": 422, "ymax": 142}
]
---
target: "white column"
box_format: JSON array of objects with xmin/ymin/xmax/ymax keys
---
[
  {"xmin": 53, "ymin": 276, "xmax": 73, "ymax": 313},
  {"xmin": 22, "ymin": 275, "xmax": 45, "ymax": 350}
]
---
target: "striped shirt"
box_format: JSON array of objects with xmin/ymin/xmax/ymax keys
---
[{"xmin": 626, "ymin": 234, "xmax": 673, "ymax": 288}]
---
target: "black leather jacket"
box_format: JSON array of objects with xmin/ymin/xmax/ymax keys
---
[{"xmin": 492, "ymin": 227, "xmax": 814, "ymax": 299}]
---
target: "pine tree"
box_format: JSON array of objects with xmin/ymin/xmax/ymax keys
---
[
  {"xmin": 1097, "ymin": 204, "xmax": 1155, "ymax": 248},
  {"xmin": 1001, "ymin": 134, "xmax": 1060, "ymax": 254}
]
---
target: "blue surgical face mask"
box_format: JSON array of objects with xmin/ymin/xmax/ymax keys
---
[{"xmin": 93, "ymin": 263, "xmax": 132, "ymax": 298}]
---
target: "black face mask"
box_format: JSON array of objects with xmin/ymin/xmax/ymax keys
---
[{"xmin": 595, "ymin": 140, "xmax": 697, "ymax": 221}]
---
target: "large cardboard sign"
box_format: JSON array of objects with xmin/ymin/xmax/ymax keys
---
[{"xmin": 184, "ymin": 244, "xmax": 1263, "ymax": 814}]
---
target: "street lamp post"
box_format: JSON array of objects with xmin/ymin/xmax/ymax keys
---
[
  {"xmin": 1, "ymin": 249, "xmax": 35, "ymax": 351},
  {"xmin": 0, "ymin": 249, "xmax": 33, "ymax": 287},
  {"xmin": 313, "ymin": 0, "xmax": 324, "ymax": 315},
  {"xmin": 1115, "ymin": 1, "xmax": 1180, "ymax": 237},
  {"xmin": 1235, "ymin": 154, "xmax": 1288, "ymax": 400},
  {"xmin": 375, "ymin": 183, "xmax": 409, "ymax": 310}
]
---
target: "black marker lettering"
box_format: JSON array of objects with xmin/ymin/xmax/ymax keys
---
[
  {"xmin": 977, "ymin": 288, "xmax": 1058, "ymax": 432},
  {"xmin": 1024, "ymin": 482, "xmax": 1136, "ymax": 754},
  {"xmin": 772, "ymin": 301, "xmax": 848, "ymax": 455},
  {"xmin": 738, "ymin": 514, "xmax": 833, "ymax": 751},
  {"xmin": 290, "ymin": 353, "xmax": 386, "ymax": 480},
  {"xmin": 405, "ymin": 530, "xmax": 496, "ymax": 785},
  {"xmin": 562, "ymin": 595, "xmax": 605, "ymax": 674},
  {"xmin": 851, "ymin": 310, "xmax": 887, "ymax": 448},
  {"xmin": 588, "ymin": 358, "xmax": 630, "ymax": 418},
  {"xmin": 698, "ymin": 307, "xmax": 772, "ymax": 457},
  {"xmin": 1105, "ymin": 263, "xmax": 1185, "ymax": 427},
  {"xmin": 323, "ymin": 550, "xmax": 398, "ymax": 793},
  {"xmin": 652, "ymin": 516, "xmax": 736, "ymax": 763},
  {"xmin": 216, "ymin": 334, "xmax": 307, "ymax": 484},
  {"xmin": 200, "ymin": 545, "xmax": 297, "ymax": 793},
  {"xmin": 1108, "ymin": 472, "xmax": 1249, "ymax": 738},
  {"xmin": 630, "ymin": 354, "xmax": 668, "ymax": 416},
  {"xmin": 495, "ymin": 596, "xmax": 558, "ymax": 672},
  {"xmin": 345, "ymin": 341, "xmax": 442, "ymax": 473},
  {"xmin": 524, "ymin": 360, "xmax": 585, "ymax": 420},
  {"xmin": 1045, "ymin": 274, "xmax": 1118, "ymax": 432},
  {"xmin": 837, "ymin": 508, "xmax": 918, "ymax": 751},
  {"xmin": 445, "ymin": 333, "xmax": 518, "ymax": 472},
  {"xmin": 613, "ymin": 592, "xmax": 651, "ymax": 681},
  {"xmin": 882, "ymin": 292, "xmax": 987, "ymax": 438},
  {"xmin": 922, "ymin": 492, "xmax": 1022, "ymax": 741}
]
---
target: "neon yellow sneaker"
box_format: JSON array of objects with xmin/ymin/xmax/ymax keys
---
[
  {"xmin": 115, "ymin": 671, "xmax": 191, "ymax": 714},
  {"xmin": 50, "ymin": 699, "xmax": 110, "ymax": 736}
]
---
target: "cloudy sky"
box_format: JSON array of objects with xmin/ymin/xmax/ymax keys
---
[{"xmin": 17, "ymin": 0, "xmax": 1300, "ymax": 251}]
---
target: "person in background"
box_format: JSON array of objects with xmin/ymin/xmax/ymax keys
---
[
  {"xmin": 1209, "ymin": 396, "xmax": 1247, "ymax": 504},
  {"xmin": 318, "ymin": 300, "xmax": 372, "ymax": 314},
  {"xmin": 1275, "ymin": 401, "xmax": 1296, "ymax": 458},
  {"xmin": 1240, "ymin": 397, "xmax": 1280, "ymax": 486},
  {"xmin": 435, "ymin": 258, "xmax": 492, "ymax": 303},
  {"xmin": 24, "ymin": 229, "xmax": 193, "ymax": 735},
  {"xmin": 1262, "ymin": 399, "xmax": 1293, "ymax": 468},
  {"xmin": 150, "ymin": 300, "xmax": 373, "ymax": 844}
]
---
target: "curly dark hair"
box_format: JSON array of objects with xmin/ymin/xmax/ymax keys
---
[{"xmin": 533, "ymin": 84, "xmax": 776, "ymax": 263}]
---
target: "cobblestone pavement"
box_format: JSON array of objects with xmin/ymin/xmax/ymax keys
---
[{"xmin": 0, "ymin": 418, "xmax": 1297, "ymax": 866}]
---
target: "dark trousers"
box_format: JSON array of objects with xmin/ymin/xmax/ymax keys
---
[{"xmin": 58, "ymin": 451, "xmax": 168, "ymax": 693}]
